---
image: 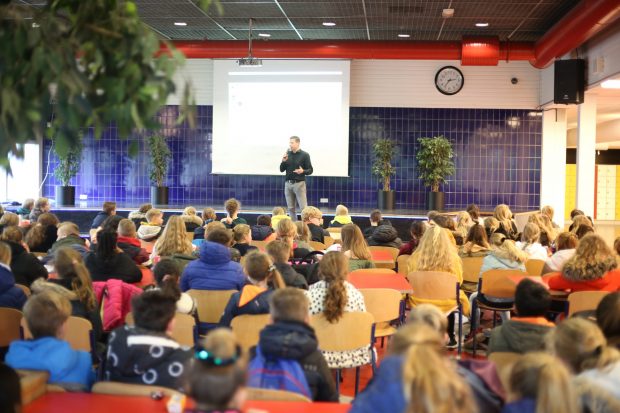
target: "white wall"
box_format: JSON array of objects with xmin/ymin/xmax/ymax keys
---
[{"xmin": 169, "ymin": 59, "xmax": 541, "ymax": 109}]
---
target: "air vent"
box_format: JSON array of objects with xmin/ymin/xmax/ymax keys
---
[{"xmin": 388, "ymin": 6, "xmax": 424, "ymax": 15}]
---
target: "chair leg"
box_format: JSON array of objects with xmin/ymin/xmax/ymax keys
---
[
  {"xmin": 457, "ymin": 310, "xmax": 463, "ymax": 358},
  {"xmin": 335, "ymin": 369, "xmax": 341, "ymax": 394},
  {"xmin": 354, "ymin": 366, "xmax": 360, "ymax": 395},
  {"xmin": 380, "ymin": 337, "xmax": 385, "ymax": 348},
  {"xmin": 492, "ymin": 310, "xmax": 498, "ymax": 328}
]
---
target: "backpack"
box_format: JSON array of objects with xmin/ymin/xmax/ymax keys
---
[{"xmin": 248, "ymin": 345, "xmax": 312, "ymax": 399}]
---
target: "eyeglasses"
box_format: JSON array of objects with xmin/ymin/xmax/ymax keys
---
[{"xmin": 194, "ymin": 344, "xmax": 242, "ymax": 367}]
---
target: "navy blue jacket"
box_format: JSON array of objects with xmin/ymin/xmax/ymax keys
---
[
  {"xmin": 219, "ymin": 285, "xmax": 273, "ymax": 327},
  {"xmin": 180, "ymin": 241, "xmax": 245, "ymax": 292},
  {"xmin": 0, "ymin": 263, "xmax": 27, "ymax": 310}
]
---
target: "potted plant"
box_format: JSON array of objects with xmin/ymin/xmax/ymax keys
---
[
  {"xmin": 416, "ymin": 136, "xmax": 455, "ymax": 211},
  {"xmin": 53, "ymin": 137, "xmax": 83, "ymax": 207},
  {"xmin": 372, "ymin": 138, "xmax": 397, "ymax": 210},
  {"xmin": 148, "ymin": 134, "xmax": 172, "ymax": 206}
]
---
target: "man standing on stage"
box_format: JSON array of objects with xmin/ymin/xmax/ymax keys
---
[{"xmin": 280, "ymin": 136, "xmax": 313, "ymax": 222}]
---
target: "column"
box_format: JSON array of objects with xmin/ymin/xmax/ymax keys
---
[
  {"xmin": 540, "ymin": 108, "xmax": 567, "ymax": 227},
  {"xmin": 576, "ymin": 93, "xmax": 597, "ymax": 217}
]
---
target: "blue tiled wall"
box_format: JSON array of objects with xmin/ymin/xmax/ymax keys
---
[{"xmin": 42, "ymin": 106, "xmax": 542, "ymax": 212}]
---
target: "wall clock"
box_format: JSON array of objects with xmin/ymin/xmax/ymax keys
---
[{"xmin": 435, "ymin": 66, "xmax": 464, "ymax": 95}]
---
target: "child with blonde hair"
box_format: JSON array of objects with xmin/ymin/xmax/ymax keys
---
[
  {"xmin": 329, "ymin": 204, "xmax": 352, "ymax": 227},
  {"xmin": 232, "ymin": 224, "xmax": 258, "ymax": 257},
  {"xmin": 181, "ymin": 206, "xmax": 203, "ymax": 232}
]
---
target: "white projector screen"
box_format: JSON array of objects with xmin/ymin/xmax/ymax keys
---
[{"xmin": 212, "ymin": 60, "xmax": 350, "ymax": 176}]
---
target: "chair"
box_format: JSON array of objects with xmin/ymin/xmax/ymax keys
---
[
  {"xmin": 525, "ymin": 259, "xmax": 546, "ymax": 276},
  {"xmin": 246, "ymin": 387, "xmax": 311, "ymax": 402},
  {"xmin": 368, "ymin": 246, "xmax": 399, "ymax": 261},
  {"xmin": 140, "ymin": 240, "xmax": 155, "ymax": 253},
  {"xmin": 0, "ymin": 307, "xmax": 23, "ymax": 347},
  {"xmin": 308, "ymin": 240, "xmax": 327, "ymax": 250},
  {"xmin": 488, "ymin": 351, "xmax": 522, "ymax": 390},
  {"xmin": 230, "ymin": 314, "xmax": 271, "ymax": 354},
  {"xmin": 310, "ymin": 312, "xmax": 376, "ymax": 395},
  {"xmin": 406, "ymin": 271, "xmax": 464, "ymax": 355},
  {"xmin": 18, "ymin": 369, "xmax": 50, "ymax": 404},
  {"xmin": 323, "ymin": 236, "xmax": 335, "ymax": 247},
  {"xmin": 461, "ymin": 256, "xmax": 485, "ymax": 294},
  {"xmin": 250, "ymin": 240, "xmax": 269, "ymax": 251},
  {"xmin": 567, "ymin": 291, "xmax": 609, "ymax": 317},
  {"xmin": 359, "ymin": 288, "xmax": 403, "ymax": 343},
  {"xmin": 125, "ymin": 312, "xmax": 197, "ymax": 347},
  {"xmin": 350, "ymin": 268, "xmax": 396, "ymax": 276},
  {"xmin": 187, "ymin": 289, "xmax": 236, "ymax": 329},
  {"xmin": 396, "ymin": 254, "xmax": 410, "ymax": 275},
  {"xmin": 326, "ymin": 227, "xmax": 341, "ymax": 240},
  {"xmin": 21, "ymin": 316, "xmax": 93, "ymax": 353},
  {"xmin": 369, "ymin": 246, "xmax": 399, "ymax": 269},
  {"xmin": 92, "ymin": 381, "xmax": 183, "ymax": 398}
]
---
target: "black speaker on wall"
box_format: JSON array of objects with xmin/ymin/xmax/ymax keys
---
[{"xmin": 554, "ymin": 59, "xmax": 585, "ymax": 104}]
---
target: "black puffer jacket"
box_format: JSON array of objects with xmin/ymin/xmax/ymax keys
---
[
  {"xmin": 6, "ymin": 241, "xmax": 48, "ymax": 287},
  {"xmin": 367, "ymin": 225, "xmax": 402, "ymax": 248},
  {"xmin": 251, "ymin": 225, "xmax": 274, "ymax": 241},
  {"xmin": 251, "ymin": 321, "xmax": 338, "ymax": 402}
]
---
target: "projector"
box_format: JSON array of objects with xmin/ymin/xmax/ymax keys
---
[{"xmin": 237, "ymin": 57, "xmax": 263, "ymax": 67}]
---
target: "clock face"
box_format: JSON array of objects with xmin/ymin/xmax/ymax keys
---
[{"xmin": 435, "ymin": 66, "xmax": 464, "ymax": 95}]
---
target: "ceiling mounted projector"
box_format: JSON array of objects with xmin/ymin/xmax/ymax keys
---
[{"xmin": 238, "ymin": 18, "xmax": 262, "ymax": 67}]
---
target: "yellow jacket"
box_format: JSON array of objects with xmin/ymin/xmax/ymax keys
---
[{"xmin": 271, "ymin": 214, "xmax": 291, "ymax": 229}]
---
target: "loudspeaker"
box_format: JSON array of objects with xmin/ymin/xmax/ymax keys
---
[{"xmin": 554, "ymin": 59, "xmax": 585, "ymax": 104}]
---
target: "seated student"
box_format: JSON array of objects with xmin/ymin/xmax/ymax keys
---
[
  {"xmin": 29, "ymin": 197, "xmax": 51, "ymax": 223},
  {"xmin": 541, "ymin": 205, "xmax": 561, "ymax": 229},
  {"xmin": 151, "ymin": 216, "xmax": 195, "ymax": 260},
  {"xmin": 458, "ymin": 223, "xmax": 490, "ymax": 258},
  {"xmin": 399, "ymin": 220, "xmax": 427, "ymax": 257},
  {"xmin": 136, "ymin": 208, "xmax": 164, "ymax": 242},
  {"xmin": 484, "ymin": 216, "xmax": 500, "ymax": 240},
  {"xmin": 341, "ymin": 223, "xmax": 375, "ymax": 271},
  {"xmin": 49, "ymin": 222, "xmax": 89, "ymax": 257},
  {"xmin": 301, "ymin": 206, "xmax": 329, "ymax": 243},
  {"xmin": 16, "ymin": 198, "xmax": 35, "ymax": 219},
  {"xmin": 494, "ymin": 204, "xmax": 519, "ymax": 241},
  {"xmin": 432, "ymin": 215, "xmax": 461, "ymax": 245},
  {"xmin": 367, "ymin": 224, "xmax": 402, "ymax": 248},
  {"xmin": 90, "ymin": 201, "xmax": 116, "ymax": 230},
  {"xmin": 194, "ymin": 207, "xmax": 218, "ymax": 240},
  {"xmin": 575, "ymin": 223, "xmax": 595, "ymax": 240},
  {"xmin": 543, "ymin": 232, "xmax": 577, "ymax": 274},
  {"xmin": 180, "ymin": 206, "xmax": 203, "ymax": 233},
  {"xmin": 33, "ymin": 247, "xmax": 103, "ymax": 343},
  {"xmin": 25, "ymin": 212, "xmax": 59, "ymax": 253},
  {"xmin": 251, "ymin": 215, "xmax": 275, "ymax": 242},
  {"xmin": 128, "ymin": 203, "xmax": 152, "ymax": 230},
  {"xmin": 270, "ymin": 206, "xmax": 290, "ymax": 230},
  {"xmin": 455, "ymin": 211, "xmax": 474, "ymax": 242},
  {"xmin": 0, "ymin": 363, "xmax": 21, "ymax": 413},
  {"xmin": 546, "ymin": 234, "xmax": 620, "ymax": 292},
  {"xmin": 294, "ymin": 221, "xmax": 314, "ymax": 252},
  {"xmin": 363, "ymin": 209, "xmax": 392, "ymax": 239},
  {"xmin": 306, "ymin": 252, "xmax": 369, "ymax": 368},
  {"xmin": 0, "ymin": 212, "xmax": 19, "ymax": 234},
  {"xmin": 596, "ymin": 292, "xmax": 620, "ymax": 349},
  {"xmin": 266, "ymin": 240, "xmax": 308, "ymax": 289},
  {"xmin": 503, "ymin": 352, "xmax": 579, "ymax": 413},
  {"xmin": 232, "ymin": 224, "xmax": 258, "ymax": 257},
  {"xmin": 181, "ymin": 228, "xmax": 246, "ymax": 292},
  {"xmin": 0, "ymin": 242, "xmax": 27, "ymax": 310},
  {"xmin": 116, "ymin": 219, "xmax": 149, "ymax": 265},
  {"xmin": 1, "ymin": 226, "xmax": 48, "ymax": 287},
  {"xmin": 329, "ymin": 204, "xmax": 352, "ymax": 228},
  {"xmin": 528, "ymin": 213, "xmax": 557, "ymax": 248},
  {"xmin": 568, "ymin": 209, "xmax": 594, "ymax": 232},
  {"xmin": 186, "ymin": 329, "xmax": 246, "ymax": 413},
  {"xmin": 466, "ymin": 203, "xmax": 481, "ymax": 224},
  {"xmin": 222, "ymin": 198, "xmax": 247, "ymax": 229},
  {"xmin": 488, "ymin": 278, "xmax": 554, "ymax": 354},
  {"xmin": 6, "ymin": 290, "xmax": 95, "ymax": 390},
  {"xmin": 148, "ymin": 258, "xmax": 196, "ymax": 315},
  {"xmin": 104, "ymin": 290, "xmax": 192, "ymax": 390},
  {"xmin": 84, "ymin": 231, "xmax": 142, "ymax": 283},
  {"xmin": 249, "ymin": 288, "xmax": 338, "ymax": 401},
  {"xmin": 276, "ymin": 219, "xmax": 312, "ymax": 261},
  {"xmin": 515, "ymin": 223, "xmax": 549, "ymax": 260},
  {"xmin": 219, "ymin": 251, "xmax": 285, "ymax": 327}
]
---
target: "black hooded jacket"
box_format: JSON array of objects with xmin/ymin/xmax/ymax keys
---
[
  {"xmin": 6, "ymin": 241, "xmax": 48, "ymax": 287},
  {"xmin": 367, "ymin": 225, "xmax": 402, "ymax": 248}
]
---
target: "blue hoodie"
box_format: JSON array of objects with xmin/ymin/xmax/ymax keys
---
[
  {"xmin": 180, "ymin": 241, "xmax": 246, "ymax": 291},
  {"xmin": 6, "ymin": 337, "xmax": 95, "ymax": 390},
  {"xmin": 0, "ymin": 263, "xmax": 27, "ymax": 310}
]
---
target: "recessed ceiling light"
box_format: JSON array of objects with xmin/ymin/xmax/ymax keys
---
[
  {"xmin": 475, "ymin": 22, "xmax": 489, "ymax": 27},
  {"xmin": 258, "ymin": 33, "xmax": 271, "ymax": 38},
  {"xmin": 322, "ymin": 22, "xmax": 336, "ymax": 27},
  {"xmin": 601, "ymin": 79, "xmax": 620, "ymax": 89},
  {"xmin": 398, "ymin": 34, "xmax": 410, "ymax": 38},
  {"xmin": 174, "ymin": 22, "xmax": 187, "ymax": 26}
]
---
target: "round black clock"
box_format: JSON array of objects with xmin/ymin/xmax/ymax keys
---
[{"xmin": 435, "ymin": 66, "xmax": 464, "ymax": 95}]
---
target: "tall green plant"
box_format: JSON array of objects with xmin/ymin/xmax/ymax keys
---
[
  {"xmin": 416, "ymin": 136, "xmax": 455, "ymax": 192},
  {"xmin": 148, "ymin": 134, "xmax": 171, "ymax": 187},
  {"xmin": 53, "ymin": 136, "xmax": 83, "ymax": 186},
  {"xmin": 372, "ymin": 139, "xmax": 397, "ymax": 192}
]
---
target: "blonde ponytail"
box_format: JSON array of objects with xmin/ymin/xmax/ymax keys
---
[{"xmin": 54, "ymin": 247, "xmax": 97, "ymax": 311}]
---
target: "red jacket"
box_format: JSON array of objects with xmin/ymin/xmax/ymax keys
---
[
  {"xmin": 117, "ymin": 236, "xmax": 149, "ymax": 265},
  {"xmin": 93, "ymin": 279, "xmax": 143, "ymax": 331},
  {"xmin": 546, "ymin": 269, "xmax": 620, "ymax": 292}
]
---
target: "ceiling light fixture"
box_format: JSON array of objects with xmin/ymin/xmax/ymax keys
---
[
  {"xmin": 238, "ymin": 18, "xmax": 262, "ymax": 67},
  {"xmin": 322, "ymin": 22, "xmax": 336, "ymax": 27},
  {"xmin": 475, "ymin": 22, "xmax": 489, "ymax": 27},
  {"xmin": 601, "ymin": 79, "xmax": 620, "ymax": 89},
  {"xmin": 174, "ymin": 22, "xmax": 187, "ymax": 26},
  {"xmin": 258, "ymin": 33, "xmax": 271, "ymax": 38},
  {"xmin": 398, "ymin": 34, "xmax": 410, "ymax": 38},
  {"xmin": 442, "ymin": 8, "xmax": 454, "ymax": 18}
]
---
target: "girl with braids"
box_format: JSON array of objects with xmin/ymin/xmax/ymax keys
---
[
  {"xmin": 219, "ymin": 251, "xmax": 285, "ymax": 327},
  {"xmin": 306, "ymin": 251, "xmax": 369, "ymax": 369},
  {"xmin": 493, "ymin": 204, "xmax": 519, "ymax": 241},
  {"xmin": 84, "ymin": 231, "xmax": 142, "ymax": 283},
  {"xmin": 151, "ymin": 215, "xmax": 195, "ymax": 260},
  {"xmin": 341, "ymin": 223, "xmax": 375, "ymax": 271},
  {"xmin": 503, "ymin": 352, "xmax": 579, "ymax": 413},
  {"xmin": 24, "ymin": 212, "xmax": 59, "ymax": 253},
  {"xmin": 31, "ymin": 247, "xmax": 103, "ymax": 341}
]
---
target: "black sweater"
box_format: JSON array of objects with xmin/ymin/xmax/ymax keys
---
[
  {"xmin": 84, "ymin": 251, "xmax": 142, "ymax": 284},
  {"xmin": 280, "ymin": 149, "xmax": 313, "ymax": 181}
]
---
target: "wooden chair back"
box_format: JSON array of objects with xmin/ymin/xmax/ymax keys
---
[
  {"xmin": 359, "ymin": 288, "xmax": 401, "ymax": 324},
  {"xmin": 310, "ymin": 312, "xmax": 375, "ymax": 352},
  {"xmin": 479, "ymin": 269, "xmax": 528, "ymax": 298},
  {"xmin": 18, "ymin": 369, "xmax": 50, "ymax": 404},
  {"xmin": 308, "ymin": 241, "xmax": 327, "ymax": 250},
  {"xmin": 187, "ymin": 289, "xmax": 236, "ymax": 324},
  {"xmin": 246, "ymin": 387, "xmax": 311, "ymax": 403},
  {"xmin": 15, "ymin": 283, "xmax": 32, "ymax": 297},
  {"xmin": 488, "ymin": 351, "xmax": 522, "ymax": 390},
  {"xmin": 396, "ymin": 254, "xmax": 410, "ymax": 275},
  {"xmin": 231, "ymin": 314, "xmax": 271, "ymax": 354},
  {"xmin": 568, "ymin": 291, "xmax": 609, "ymax": 317},
  {"xmin": 92, "ymin": 381, "xmax": 183, "ymax": 398},
  {"xmin": 525, "ymin": 259, "xmax": 546, "ymax": 276},
  {"xmin": 323, "ymin": 236, "xmax": 335, "ymax": 247},
  {"xmin": 22, "ymin": 316, "xmax": 93, "ymax": 353},
  {"xmin": 461, "ymin": 256, "xmax": 485, "ymax": 283},
  {"xmin": 350, "ymin": 268, "xmax": 396, "ymax": 276},
  {"xmin": 326, "ymin": 227, "xmax": 341, "ymax": 240},
  {"xmin": 125, "ymin": 312, "xmax": 196, "ymax": 347},
  {"xmin": 368, "ymin": 246, "xmax": 399, "ymax": 261},
  {"xmin": 0, "ymin": 307, "xmax": 23, "ymax": 347},
  {"xmin": 406, "ymin": 271, "xmax": 459, "ymax": 302}
]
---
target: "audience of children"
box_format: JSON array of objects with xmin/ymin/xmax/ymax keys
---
[
  {"xmin": 528, "ymin": 212, "xmax": 557, "ymax": 247},
  {"xmin": 128, "ymin": 202, "xmax": 152, "ymax": 229},
  {"xmin": 294, "ymin": 221, "xmax": 315, "ymax": 251},
  {"xmin": 136, "ymin": 208, "xmax": 164, "ymax": 241},
  {"xmin": 251, "ymin": 214, "xmax": 275, "ymax": 241},
  {"xmin": 493, "ymin": 204, "xmax": 519, "ymax": 241},
  {"xmin": 366, "ymin": 223, "xmax": 402, "ymax": 248},
  {"xmin": 341, "ymin": 223, "xmax": 375, "ymax": 271},
  {"xmin": 301, "ymin": 206, "xmax": 329, "ymax": 243},
  {"xmin": 151, "ymin": 215, "xmax": 195, "ymax": 260},
  {"xmin": 596, "ymin": 292, "xmax": 620, "ymax": 349},
  {"xmin": 0, "ymin": 241, "xmax": 27, "ymax": 309},
  {"xmin": 16, "ymin": 198, "xmax": 34, "ymax": 219},
  {"xmin": 0, "ymin": 212, "xmax": 18, "ymax": 233},
  {"xmin": 270, "ymin": 206, "xmax": 290, "ymax": 230},
  {"xmin": 149, "ymin": 258, "xmax": 196, "ymax": 315},
  {"xmin": 265, "ymin": 239, "xmax": 308, "ymax": 289},
  {"xmin": 231, "ymin": 224, "xmax": 258, "ymax": 257},
  {"xmin": 542, "ymin": 231, "xmax": 578, "ymax": 274},
  {"xmin": 515, "ymin": 222, "xmax": 549, "ymax": 260},
  {"xmin": 484, "ymin": 216, "xmax": 500, "ymax": 239},
  {"xmin": 466, "ymin": 203, "xmax": 480, "ymax": 223},
  {"xmin": 276, "ymin": 218, "xmax": 311, "ymax": 260},
  {"xmin": 454, "ymin": 211, "xmax": 474, "ymax": 241},
  {"xmin": 49, "ymin": 222, "xmax": 89, "ymax": 257},
  {"xmin": 29, "ymin": 197, "xmax": 51, "ymax": 222},
  {"xmin": 116, "ymin": 219, "xmax": 150, "ymax": 265},
  {"xmin": 363, "ymin": 209, "xmax": 392, "ymax": 239},
  {"xmin": 222, "ymin": 198, "xmax": 247, "ymax": 229},
  {"xmin": 25, "ymin": 212, "xmax": 59, "ymax": 253},
  {"xmin": 459, "ymin": 223, "xmax": 491, "ymax": 258},
  {"xmin": 398, "ymin": 220, "xmax": 426, "ymax": 256},
  {"xmin": 193, "ymin": 207, "xmax": 217, "ymax": 240},
  {"xmin": 84, "ymin": 231, "xmax": 142, "ymax": 283},
  {"xmin": 181, "ymin": 206, "xmax": 203, "ymax": 232},
  {"xmin": 1, "ymin": 226, "xmax": 48, "ymax": 286},
  {"xmin": 90, "ymin": 201, "xmax": 117, "ymax": 229},
  {"xmin": 329, "ymin": 204, "xmax": 353, "ymax": 227}
]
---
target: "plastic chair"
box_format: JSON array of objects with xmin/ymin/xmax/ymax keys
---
[
  {"xmin": 92, "ymin": 381, "xmax": 183, "ymax": 398},
  {"xmin": 359, "ymin": 288, "xmax": 403, "ymax": 343},
  {"xmin": 326, "ymin": 227, "xmax": 341, "ymax": 240},
  {"xmin": 350, "ymin": 268, "xmax": 396, "ymax": 276},
  {"xmin": 488, "ymin": 351, "xmax": 522, "ymax": 390},
  {"xmin": 368, "ymin": 246, "xmax": 399, "ymax": 261},
  {"xmin": 525, "ymin": 259, "xmax": 546, "ymax": 276},
  {"xmin": 567, "ymin": 291, "xmax": 609, "ymax": 317},
  {"xmin": 461, "ymin": 256, "xmax": 485, "ymax": 294},
  {"xmin": 18, "ymin": 369, "xmax": 50, "ymax": 404},
  {"xmin": 406, "ymin": 271, "xmax": 463, "ymax": 355},
  {"xmin": 308, "ymin": 240, "xmax": 327, "ymax": 250},
  {"xmin": 0, "ymin": 307, "xmax": 23, "ymax": 347},
  {"xmin": 310, "ymin": 311, "xmax": 376, "ymax": 395},
  {"xmin": 323, "ymin": 236, "xmax": 335, "ymax": 247},
  {"xmin": 230, "ymin": 314, "xmax": 271, "ymax": 354},
  {"xmin": 125, "ymin": 312, "xmax": 197, "ymax": 347},
  {"xmin": 187, "ymin": 289, "xmax": 236, "ymax": 330},
  {"xmin": 246, "ymin": 387, "xmax": 311, "ymax": 402},
  {"xmin": 396, "ymin": 254, "xmax": 410, "ymax": 275}
]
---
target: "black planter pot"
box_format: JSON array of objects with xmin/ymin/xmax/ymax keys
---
[
  {"xmin": 55, "ymin": 186, "xmax": 75, "ymax": 207},
  {"xmin": 151, "ymin": 186, "xmax": 169, "ymax": 206},
  {"xmin": 427, "ymin": 191, "xmax": 445, "ymax": 211},
  {"xmin": 377, "ymin": 190, "xmax": 395, "ymax": 210}
]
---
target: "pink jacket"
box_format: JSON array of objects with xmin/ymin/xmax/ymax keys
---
[{"xmin": 93, "ymin": 279, "xmax": 143, "ymax": 331}]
